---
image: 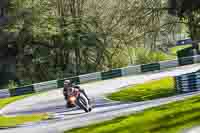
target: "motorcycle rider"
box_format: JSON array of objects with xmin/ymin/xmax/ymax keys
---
[{"xmin": 63, "ymin": 80, "xmax": 91, "ymax": 108}]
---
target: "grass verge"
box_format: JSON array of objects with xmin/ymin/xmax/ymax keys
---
[
  {"xmin": 0, "ymin": 113, "xmax": 49, "ymax": 127},
  {"xmin": 0, "ymin": 94, "xmax": 32, "ymax": 109},
  {"xmin": 65, "ymin": 94, "xmax": 200, "ymax": 133},
  {"xmin": 107, "ymin": 77, "xmax": 176, "ymax": 102},
  {"xmin": 169, "ymin": 44, "xmax": 200, "ymax": 56},
  {"xmin": 0, "ymin": 94, "xmax": 49, "ymax": 128}
]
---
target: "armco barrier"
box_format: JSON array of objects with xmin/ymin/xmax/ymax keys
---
[
  {"xmin": 79, "ymin": 72, "xmax": 101, "ymax": 83},
  {"xmin": 101, "ymin": 69, "xmax": 122, "ymax": 80},
  {"xmin": 0, "ymin": 89, "xmax": 10, "ymax": 98},
  {"xmin": 9, "ymin": 85, "xmax": 35, "ymax": 96},
  {"xmin": 141, "ymin": 63, "xmax": 160, "ymax": 72},
  {"xmin": 34, "ymin": 80, "xmax": 57, "ymax": 92},
  {"xmin": 57, "ymin": 76, "xmax": 80, "ymax": 88},
  {"xmin": 2, "ymin": 55, "xmax": 200, "ymax": 98},
  {"xmin": 160, "ymin": 60, "xmax": 178, "ymax": 69},
  {"xmin": 194, "ymin": 55, "xmax": 200, "ymax": 63},
  {"xmin": 121, "ymin": 65, "xmax": 141, "ymax": 76},
  {"xmin": 178, "ymin": 56, "xmax": 194, "ymax": 66}
]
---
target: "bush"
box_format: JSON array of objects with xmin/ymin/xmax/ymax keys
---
[
  {"xmin": 8, "ymin": 80, "xmax": 18, "ymax": 90},
  {"xmin": 134, "ymin": 48, "xmax": 171, "ymax": 65},
  {"xmin": 104, "ymin": 48, "xmax": 129, "ymax": 70}
]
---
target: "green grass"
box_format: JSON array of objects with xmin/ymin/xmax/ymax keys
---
[
  {"xmin": 0, "ymin": 94, "xmax": 49, "ymax": 128},
  {"xmin": 0, "ymin": 90, "xmax": 51, "ymax": 110},
  {"xmin": 0, "ymin": 114, "xmax": 49, "ymax": 127},
  {"xmin": 170, "ymin": 45, "xmax": 195, "ymax": 56},
  {"xmin": 0, "ymin": 95, "xmax": 32, "ymax": 109},
  {"xmin": 107, "ymin": 77, "xmax": 176, "ymax": 102},
  {"xmin": 65, "ymin": 94, "xmax": 200, "ymax": 133}
]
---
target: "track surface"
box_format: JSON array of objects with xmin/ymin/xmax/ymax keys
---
[
  {"xmin": 185, "ymin": 127, "xmax": 200, "ymax": 133},
  {"xmin": 1, "ymin": 64, "xmax": 200, "ymax": 133}
]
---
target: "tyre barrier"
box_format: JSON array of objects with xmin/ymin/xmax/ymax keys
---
[{"xmin": 175, "ymin": 72, "xmax": 200, "ymax": 93}]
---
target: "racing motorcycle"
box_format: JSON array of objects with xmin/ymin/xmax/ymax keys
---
[{"xmin": 67, "ymin": 87, "xmax": 92, "ymax": 112}]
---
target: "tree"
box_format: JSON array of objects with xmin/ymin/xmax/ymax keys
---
[
  {"xmin": 1, "ymin": 0, "xmax": 192, "ymax": 86},
  {"xmin": 168, "ymin": 0, "xmax": 200, "ymax": 40}
]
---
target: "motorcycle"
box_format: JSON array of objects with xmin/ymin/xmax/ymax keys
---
[{"xmin": 67, "ymin": 87, "xmax": 92, "ymax": 112}]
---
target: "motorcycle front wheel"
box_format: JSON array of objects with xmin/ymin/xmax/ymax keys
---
[{"xmin": 76, "ymin": 94, "xmax": 90, "ymax": 112}]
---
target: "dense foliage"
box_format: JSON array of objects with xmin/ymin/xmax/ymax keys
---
[{"xmin": 0, "ymin": 0, "xmax": 199, "ymax": 85}]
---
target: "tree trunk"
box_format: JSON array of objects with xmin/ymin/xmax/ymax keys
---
[
  {"xmin": 188, "ymin": 12, "xmax": 200, "ymax": 52},
  {"xmin": 75, "ymin": 47, "xmax": 81, "ymax": 75}
]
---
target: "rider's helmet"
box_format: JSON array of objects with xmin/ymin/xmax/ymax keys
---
[{"xmin": 64, "ymin": 80, "xmax": 71, "ymax": 87}]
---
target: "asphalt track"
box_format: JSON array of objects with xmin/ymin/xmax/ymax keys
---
[
  {"xmin": 1, "ymin": 64, "xmax": 200, "ymax": 133},
  {"xmin": 185, "ymin": 127, "xmax": 200, "ymax": 133}
]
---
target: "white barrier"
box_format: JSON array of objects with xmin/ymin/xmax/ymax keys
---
[
  {"xmin": 194, "ymin": 55, "xmax": 200, "ymax": 63},
  {"xmin": 160, "ymin": 59, "xmax": 178, "ymax": 69},
  {"xmin": 0, "ymin": 89, "xmax": 10, "ymax": 98},
  {"xmin": 34, "ymin": 80, "xmax": 58, "ymax": 92},
  {"xmin": 79, "ymin": 72, "xmax": 101, "ymax": 83},
  {"xmin": 121, "ymin": 65, "xmax": 141, "ymax": 76}
]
